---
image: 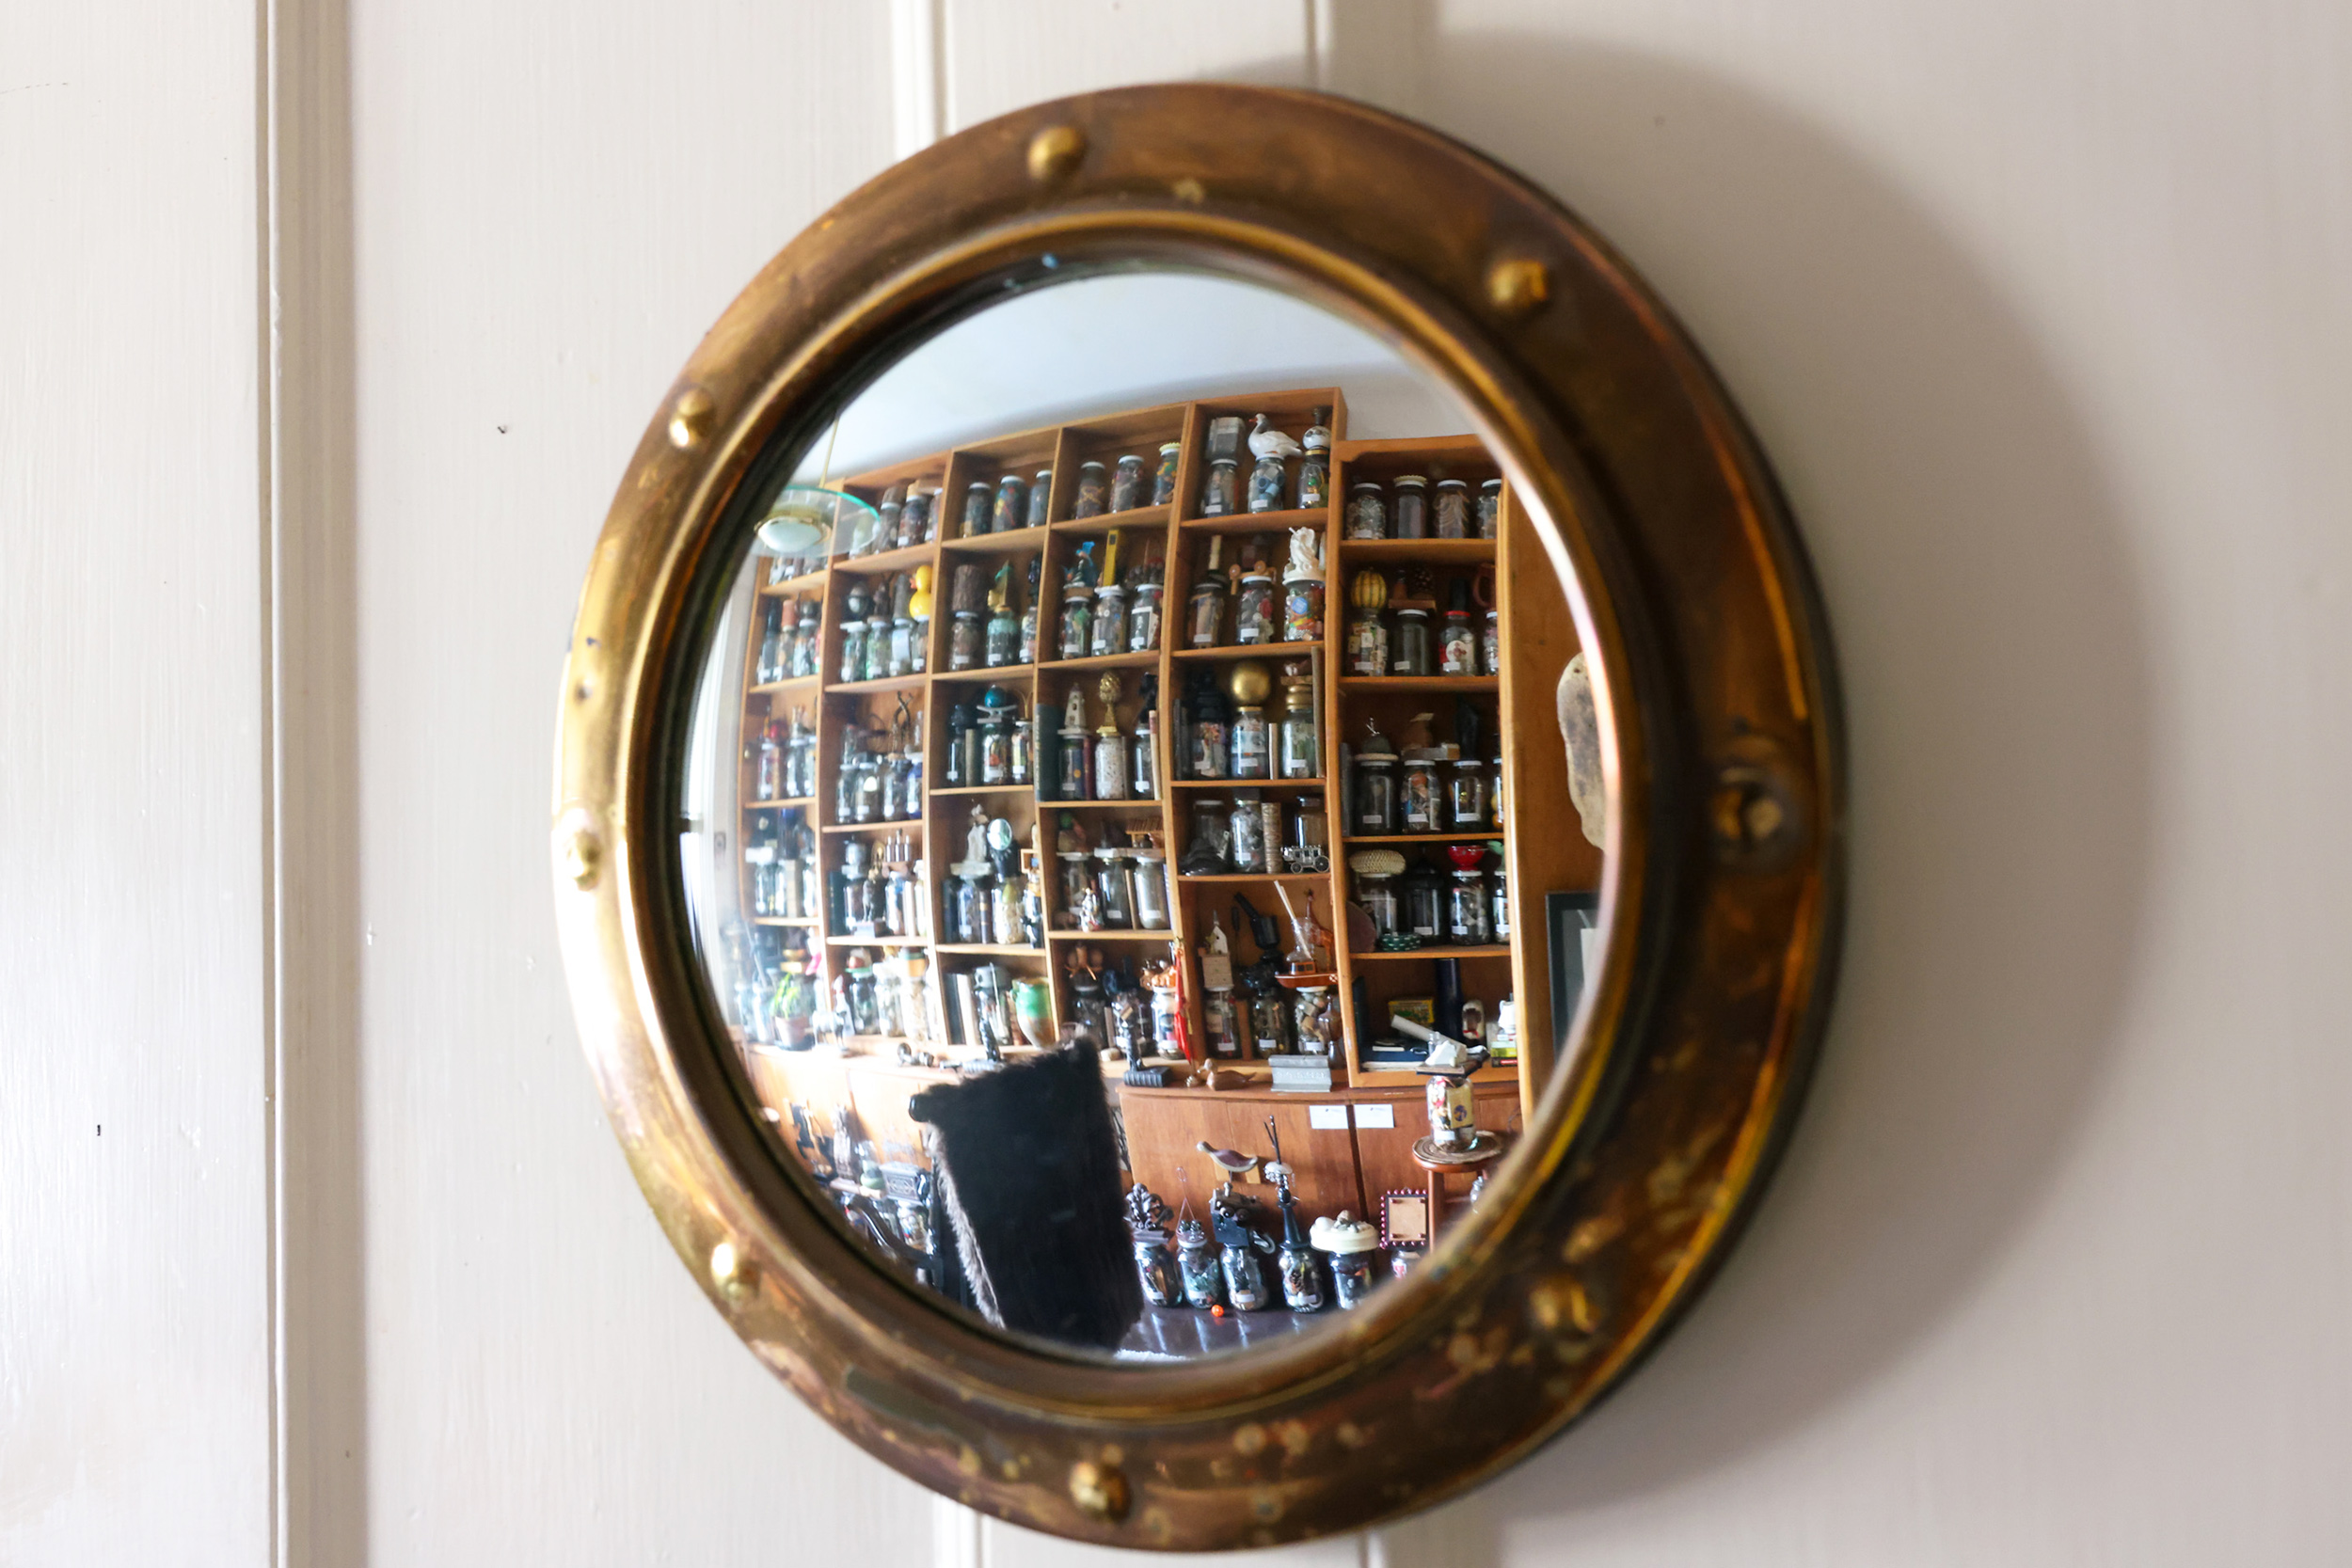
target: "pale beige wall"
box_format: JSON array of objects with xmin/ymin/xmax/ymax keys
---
[{"xmin": 8, "ymin": 2, "xmax": 2350, "ymax": 1565}]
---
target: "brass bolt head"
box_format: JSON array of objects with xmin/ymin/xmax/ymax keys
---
[
  {"xmin": 1027, "ymin": 124, "xmax": 1087, "ymax": 183},
  {"xmin": 709, "ymin": 1239, "xmax": 755, "ymax": 1303},
  {"xmin": 668, "ymin": 387, "xmax": 715, "ymax": 449},
  {"xmin": 1487, "ymin": 256, "xmax": 1551, "ymax": 316},
  {"xmin": 557, "ymin": 812, "xmax": 603, "ymax": 890},
  {"xmin": 1068, "ymin": 1459, "xmax": 1130, "ymax": 1522}
]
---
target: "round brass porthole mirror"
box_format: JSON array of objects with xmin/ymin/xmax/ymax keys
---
[{"xmin": 552, "ymin": 85, "xmax": 1840, "ymax": 1551}]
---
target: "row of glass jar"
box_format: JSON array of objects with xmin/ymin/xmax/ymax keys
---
[
  {"xmin": 738, "ymin": 950, "xmax": 818, "ymax": 1050},
  {"xmin": 839, "ymin": 572, "xmax": 935, "ymax": 682},
  {"xmin": 1199, "ymin": 976, "xmax": 1336, "ymax": 1061},
  {"xmin": 755, "ymin": 594, "xmax": 822, "ymax": 684},
  {"xmin": 1343, "ymin": 475, "xmax": 1501, "ymax": 541},
  {"xmin": 1176, "ymin": 793, "xmax": 1332, "ymax": 878},
  {"xmin": 939, "ymin": 858, "xmax": 1044, "ymax": 949},
  {"xmin": 1197, "ymin": 408, "xmax": 1332, "ymax": 518},
  {"xmin": 944, "ymin": 445, "xmax": 1184, "ymax": 542},
  {"xmin": 1346, "ymin": 595, "xmax": 1501, "ymax": 678},
  {"xmin": 830, "ymin": 947, "xmax": 938, "ymax": 1044},
  {"xmin": 744, "ymin": 809, "xmax": 818, "ymax": 921},
  {"xmin": 835, "ymin": 727, "xmax": 924, "ymax": 824},
  {"xmin": 1354, "ymin": 750, "xmax": 1499, "ymax": 836},
  {"xmin": 1353, "ymin": 856, "xmax": 1512, "ymax": 947},
  {"xmin": 1055, "ymin": 846, "xmax": 1173, "ymax": 933},
  {"xmin": 941, "ymin": 690, "xmax": 1035, "ymax": 791},
  {"xmin": 751, "ymin": 710, "xmax": 818, "ymax": 803},
  {"xmin": 1177, "ymin": 668, "xmax": 1318, "ymax": 783},
  {"xmin": 1053, "ymin": 576, "xmax": 1165, "ymax": 661},
  {"xmin": 1136, "ymin": 1205, "xmax": 1378, "ymax": 1316},
  {"xmin": 832, "ymin": 834, "xmax": 929, "ymax": 942}
]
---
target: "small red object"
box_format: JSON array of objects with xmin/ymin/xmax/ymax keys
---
[{"xmin": 1211, "ymin": 1305, "xmax": 1226, "ymax": 1318}]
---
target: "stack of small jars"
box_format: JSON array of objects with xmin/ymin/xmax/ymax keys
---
[
  {"xmin": 1349, "ymin": 713, "xmax": 1501, "ymax": 838},
  {"xmin": 1341, "ymin": 473, "xmax": 1500, "ymax": 541},
  {"xmin": 845, "ymin": 480, "xmax": 941, "ymax": 561},
  {"xmin": 838, "ymin": 569, "xmax": 934, "ymax": 683},
  {"xmin": 1347, "ymin": 843, "xmax": 1510, "ymax": 950},
  {"xmin": 754, "ymin": 592, "xmax": 823, "ymax": 684}
]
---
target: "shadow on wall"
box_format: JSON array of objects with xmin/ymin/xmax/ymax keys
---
[{"xmin": 1254, "ymin": 27, "xmax": 2153, "ymax": 1567}]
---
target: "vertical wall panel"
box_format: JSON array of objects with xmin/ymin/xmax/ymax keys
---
[
  {"xmin": 342, "ymin": 2, "xmax": 930, "ymax": 1563},
  {"xmin": 0, "ymin": 4, "xmax": 270, "ymax": 1565},
  {"xmin": 941, "ymin": 0, "xmax": 1311, "ymax": 132}
]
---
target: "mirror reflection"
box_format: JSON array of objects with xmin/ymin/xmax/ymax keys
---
[{"xmin": 677, "ymin": 273, "xmax": 1609, "ymax": 1359}]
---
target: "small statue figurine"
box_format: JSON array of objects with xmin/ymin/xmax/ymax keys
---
[
  {"xmin": 1246, "ymin": 414, "xmax": 1301, "ymax": 515},
  {"xmin": 964, "ymin": 801, "xmax": 989, "ymax": 867}
]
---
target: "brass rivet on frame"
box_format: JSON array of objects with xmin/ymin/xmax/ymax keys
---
[
  {"xmin": 1069, "ymin": 1459, "xmax": 1130, "ymax": 1522},
  {"xmin": 1027, "ymin": 124, "xmax": 1087, "ymax": 183},
  {"xmin": 558, "ymin": 814, "xmax": 603, "ymax": 890},
  {"xmin": 1487, "ymin": 256, "xmax": 1551, "ymax": 315},
  {"xmin": 709, "ymin": 1239, "xmax": 755, "ymax": 1303},
  {"xmin": 668, "ymin": 387, "xmax": 715, "ymax": 449}
]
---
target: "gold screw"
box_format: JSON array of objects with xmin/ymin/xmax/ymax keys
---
[
  {"xmin": 668, "ymin": 387, "xmax": 715, "ymax": 450},
  {"xmin": 1068, "ymin": 1459, "xmax": 1130, "ymax": 1523},
  {"xmin": 1487, "ymin": 256, "xmax": 1551, "ymax": 316},
  {"xmin": 1530, "ymin": 1274, "xmax": 1598, "ymax": 1335},
  {"xmin": 709, "ymin": 1239, "xmax": 755, "ymax": 1303},
  {"xmin": 559, "ymin": 819, "xmax": 603, "ymax": 890},
  {"xmin": 1027, "ymin": 124, "xmax": 1087, "ymax": 183}
]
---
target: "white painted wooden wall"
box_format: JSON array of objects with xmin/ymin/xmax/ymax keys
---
[{"xmin": 7, "ymin": 1, "xmax": 2349, "ymax": 1565}]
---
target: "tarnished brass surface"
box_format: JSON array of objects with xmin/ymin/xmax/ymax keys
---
[{"xmin": 552, "ymin": 85, "xmax": 1841, "ymax": 1551}]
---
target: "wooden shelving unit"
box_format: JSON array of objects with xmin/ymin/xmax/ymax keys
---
[{"xmin": 733, "ymin": 392, "xmax": 1601, "ymax": 1112}]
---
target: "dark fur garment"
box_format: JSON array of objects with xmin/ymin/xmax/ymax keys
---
[{"xmin": 909, "ymin": 1044, "xmax": 1141, "ymax": 1349}]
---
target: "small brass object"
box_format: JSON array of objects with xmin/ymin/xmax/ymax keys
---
[
  {"xmin": 1068, "ymin": 1459, "xmax": 1129, "ymax": 1522},
  {"xmin": 558, "ymin": 816, "xmax": 602, "ymax": 890},
  {"xmin": 1027, "ymin": 124, "xmax": 1087, "ymax": 183},
  {"xmin": 1486, "ymin": 256, "xmax": 1551, "ymax": 316},
  {"xmin": 667, "ymin": 387, "xmax": 715, "ymax": 449},
  {"xmin": 709, "ymin": 1239, "xmax": 755, "ymax": 1303}
]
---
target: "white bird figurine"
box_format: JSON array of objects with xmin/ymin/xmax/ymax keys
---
[{"xmin": 1247, "ymin": 413, "xmax": 1302, "ymax": 464}]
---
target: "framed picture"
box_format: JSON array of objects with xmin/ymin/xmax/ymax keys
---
[
  {"xmin": 1380, "ymin": 1190, "xmax": 1431, "ymax": 1249},
  {"xmin": 1546, "ymin": 891, "xmax": 1603, "ymax": 1048}
]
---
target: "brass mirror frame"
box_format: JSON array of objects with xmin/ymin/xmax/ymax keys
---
[{"xmin": 552, "ymin": 85, "xmax": 1841, "ymax": 1551}]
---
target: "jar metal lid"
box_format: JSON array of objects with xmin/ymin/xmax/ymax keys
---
[{"xmin": 1395, "ymin": 474, "xmax": 1427, "ymax": 487}]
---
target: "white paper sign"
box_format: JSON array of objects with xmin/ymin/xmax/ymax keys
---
[
  {"xmin": 1307, "ymin": 1104, "xmax": 1350, "ymax": 1131},
  {"xmin": 1353, "ymin": 1103, "xmax": 1396, "ymax": 1129}
]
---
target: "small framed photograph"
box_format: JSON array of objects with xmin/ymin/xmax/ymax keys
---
[
  {"xmin": 1546, "ymin": 891, "xmax": 1603, "ymax": 1042},
  {"xmin": 1381, "ymin": 1190, "xmax": 1431, "ymax": 1249}
]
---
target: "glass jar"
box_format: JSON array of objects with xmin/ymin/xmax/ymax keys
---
[
  {"xmin": 1110, "ymin": 453, "xmax": 1147, "ymax": 512},
  {"xmin": 1202, "ymin": 987, "xmax": 1241, "ymax": 1057},
  {"xmin": 1232, "ymin": 703, "xmax": 1270, "ymax": 780},
  {"xmin": 1184, "ymin": 799, "xmax": 1233, "ymax": 876},
  {"xmin": 1434, "ymin": 478, "xmax": 1470, "ymax": 539},
  {"xmin": 1344, "ymin": 481, "xmax": 1387, "ymax": 540},
  {"xmin": 1448, "ymin": 870, "xmax": 1490, "ymax": 944},
  {"xmin": 984, "ymin": 601, "xmax": 1019, "ymax": 668},
  {"xmin": 1186, "ymin": 571, "xmax": 1226, "ymax": 649},
  {"xmin": 1482, "ymin": 608, "xmax": 1501, "ymax": 675},
  {"xmin": 1132, "ymin": 711, "xmax": 1158, "ymax": 799},
  {"xmin": 961, "ymin": 481, "xmax": 992, "ymax": 538},
  {"xmin": 1234, "ymin": 572, "xmax": 1276, "ymax": 644},
  {"xmin": 1282, "ymin": 573, "xmax": 1323, "ymax": 642},
  {"xmin": 1292, "ymin": 985, "xmax": 1333, "ymax": 1055},
  {"xmin": 1028, "ymin": 469, "xmax": 1053, "ymax": 529},
  {"xmin": 1438, "ymin": 607, "xmax": 1477, "ymax": 675},
  {"xmin": 1476, "ymin": 478, "xmax": 1502, "ymax": 539},
  {"xmin": 838, "ymin": 619, "xmax": 867, "ymax": 684},
  {"xmin": 1133, "ymin": 1234, "xmax": 1177, "ymax": 1307},
  {"xmin": 1284, "ymin": 800, "xmax": 1329, "ymax": 874},
  {"xmin": 1200, "ymin": 458, "xmax": 1239, "ymax": 517},
  {"xmin": 1009, "ymin": 720, "xmax": 1033, "ymax": 786},
  {"xmin": 1450, "ymin": 758, "xmax": 1488, "ymax": 829},
  {"xmin": 1057, "ymin": 724, "xmax": 1089, "ymax": 801},
  {"xmin": 1393, "ymin": 475, "xmax": 1428, "ymax": 539},
  {"xmin": 1354, "ymin": 749, "xmax": 1397, "ymax": 835},
  {"xmin": 1391, "ymin": 606, "xmax": 1432, "ymax": 676},
  {"xmin": 1092, "ymin": 848, "xmax": 1135, "ymax": 929},
  {"xmin": 1399, "ymin": 751, "xmax": 1441, "ymax": 832},
  {"xmin": 1072, "ymin": 460, "xmax": 1108, "ymax": 518},
  {"xmin": 1248, "ymin": 448, "xmax": 1286, "ymax": 514},
  {"xmin": 1093, "ymin": 724, "xmax": 1130, "ymax": 801},
  {"xmin": 1152, "ymin": 442, "xmax": 1181, "ymax": 505},
  {"xmin": 978, "ymin": 711, "xmax": 1010, "ymax": 785},
  {"xmin": 1230, "ymin": 792, "xmax": 1270, "ymax": 873},
  {"xmin": 1402, "ymin": 860, "xmax": 1445, "ymax": 943},
  {"xmin": 1057, "ymin": 589, "xmax": 1091, "ymax": 660},
  {"xmin": 1132, "ymin": 850, "xmax": 1171, "ymax": 929},
  {"xmin": 1347, "ymin": 606, "xmax": 1389, "ymax": 676},
  {"xmin": 1491, "ymin": 870, "xmax": 1511, "ymax": 942},
  {"xmin": 1090, "ymin": 584, "xmax": 1128, "ymax": 657},
  {"xmin": 1326, "ymin": 1243, "xmax": 1378, "ymax": 1309},
  {"xmin": 1355, "ymin": 867, "xmax": 1400, "ymax": 938},
  {"xmin": 1178, "ymin": 1222, "xmax": 1222, "ymax": 1308},
  {"xmin": 1278, "ymin": 691, "xmax": 1319, "ymax": 781},
  {"xmin": 1057, "ymin": 853, "xmax": 1090, "ymax": 926},
  {"xmin": 1128, "ymin": 580, "xmax": 1162, "ymax": 653},
  {"xmin": 1248, "ymin": 990, "xmax": 1290, "ymax": 1056},
  {"xmin": 949, "ymin": 867, "xmax": 986, "ymax": 947},
  {"xmin": 947, "ymin": 610, "xmax": 980, "ymax": 672},
  {"xmin": 992, "ymin": 473, "xmax": 1027, "ymax": 533}
]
